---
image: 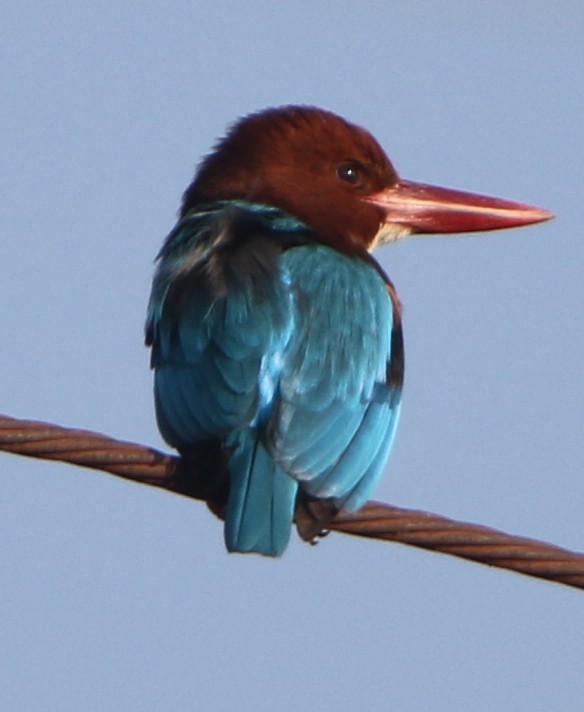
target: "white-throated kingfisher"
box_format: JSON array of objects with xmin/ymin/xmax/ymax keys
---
[{"xmin": 146, "ymin": 106, "xmax": 553, "ymax": 556}]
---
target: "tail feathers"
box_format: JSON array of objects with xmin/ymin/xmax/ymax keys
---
[{"xmin": 225, "ymin": 431, "xmax": 298, "ymax": 556}]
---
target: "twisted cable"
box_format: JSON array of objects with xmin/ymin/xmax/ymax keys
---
[{"xmin": 1, "ymin": 413, "xmax": 582, "ymax": 590}]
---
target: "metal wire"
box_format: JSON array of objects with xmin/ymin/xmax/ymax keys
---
[{"xmin": 1, "ymin": 412, "xmax": 583, "ymax": 589}]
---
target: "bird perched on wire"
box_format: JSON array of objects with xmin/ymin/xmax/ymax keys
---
[{"xmin": 146, "ymin": 105, "xmax": 553, "ymax": 556}]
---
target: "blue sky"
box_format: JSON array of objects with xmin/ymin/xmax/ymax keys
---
[{"xmin": 1, "ymin": 2, "xmax": 583, "ymax": 710}]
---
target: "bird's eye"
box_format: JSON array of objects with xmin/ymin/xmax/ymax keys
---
[{"xmin": 337, "ymin": 162, "xmax": 364, "ymax": 186}]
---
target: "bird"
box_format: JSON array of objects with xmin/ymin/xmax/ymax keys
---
[{"xmin": 146, "ymin": 105, "xmax": 553, "ymax": 557}]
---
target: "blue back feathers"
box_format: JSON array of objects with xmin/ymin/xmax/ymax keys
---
[{"xmin": 146, "ymin": 202, "xmax": 403, "ymax": 555}]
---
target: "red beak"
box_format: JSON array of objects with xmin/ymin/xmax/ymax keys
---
[{"xmin": 365, "ymin": 179, "xmax": 554, "ymax": 234}]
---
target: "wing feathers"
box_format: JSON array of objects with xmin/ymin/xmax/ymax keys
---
[{"xmin": 147, "ymin": 205, "xmax": 403, "ymax": 555}]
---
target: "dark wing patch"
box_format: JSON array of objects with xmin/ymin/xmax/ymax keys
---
[{"xmin": 146, "ymin": 206, "xmax": 301, "ymax": 450}]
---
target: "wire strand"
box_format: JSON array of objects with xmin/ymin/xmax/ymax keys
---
[{"xmin": 1, "ymin": 412, "xmax": 582, "ymax": 589}]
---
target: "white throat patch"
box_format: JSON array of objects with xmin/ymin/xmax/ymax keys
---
[{"xmin": 368, "ymin": 222, "xmax": 412, "ymax": 251}]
